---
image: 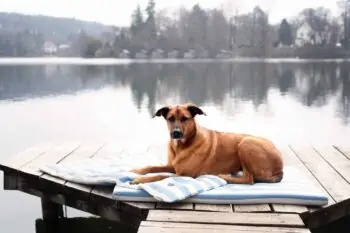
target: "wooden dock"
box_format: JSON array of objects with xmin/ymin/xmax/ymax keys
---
[{"xmin": 1, "ymin": 142, "xmax": 350, "ymax": 233}]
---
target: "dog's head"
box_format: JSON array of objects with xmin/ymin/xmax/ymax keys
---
[{"xmin": 153, "ymin": 103, "xmax": 206, "ymax": 140}]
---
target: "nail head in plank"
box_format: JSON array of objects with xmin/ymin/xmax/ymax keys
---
[
  {"xmin": 278, "ymin": 146, "xmax": 335, "ymax": 205},
  {"xmin": 146, "ymin": 210, "xmax": 305, "ymax": 227},
  {"xmin": 290, "ymin": 145, "xmax": 350, "ymax": 203},
  {"xmin": 195, "ymin": 204, "xmax": 232, "ymax": 212},
  {"xmin": 234, "ymin": 204, "xmax": 271, "ymax": 212},
  {"xmin": 313, "ymin": 146, "xmax": 350, "ymax": 183},
  {"xmin": 139, "ymin": 221, "xmax": 311, "ymax": 233},
  {"xmin": 156, "ymin": 202, "xmax": 194, "ymax": 210},
  {"xmin": 272, "ymin": 204, "xmax": 308, "ymax": 213}
]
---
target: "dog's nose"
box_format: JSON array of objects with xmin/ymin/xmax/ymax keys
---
[{"xmin": 171, "ymin": 128, "xmax": 183, "ymax": 139}]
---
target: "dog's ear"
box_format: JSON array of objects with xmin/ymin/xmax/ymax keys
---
[
  {"xmin": 187, "ymin": 104, "xmax": 206, "ymax": 118},
  {"xmin": 153, "ymin": 106, "xmax": 170, "ymax": 118}
]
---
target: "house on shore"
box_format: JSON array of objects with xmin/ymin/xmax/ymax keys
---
[{"xmin": 42, "ymin": 41, "xmax": 57, "ymax": 55}]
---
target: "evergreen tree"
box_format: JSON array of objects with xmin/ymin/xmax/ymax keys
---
[
  {"xmin": 145, "ymin": 0, "xmax": 156, "ymax": 23},
  {"xmin": 145, "ymin": 0, "xmax": 157, "ymax": 45},
  {"xmin": 278, "ymin": 19, "xmax": 293, "ymax": 46},
  {"xmin": 131, "ymin": 4, "xmax": 144, "ymax": 36}
]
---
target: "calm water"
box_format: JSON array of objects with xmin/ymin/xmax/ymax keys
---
[{"xmin": 0, "ymin": 60, "xmax": 350, "ymax": 232}]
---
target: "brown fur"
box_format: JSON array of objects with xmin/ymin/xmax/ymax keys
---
[{"xmin": 130, "ymin": 103, "xmax": 283, "ymax": 185}]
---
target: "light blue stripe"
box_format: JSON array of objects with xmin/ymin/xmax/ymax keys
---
[
  {"xmin": 197, "ymin": 177, "xmax": 217, "ymax": 189},
  {"xmin": 171, "ymin": 178, "xmax": 204, "ymax": 192},
  {"xmin": 143, "ymin": 183, "xmax": 180, "ymax": 202},
  {"xmin": 168, "ymin": 178, "xmax": 195, "ymax": 198},
  {"xmin": 206, "ymin": 176, "xmax": 227, "ymax": 186}
]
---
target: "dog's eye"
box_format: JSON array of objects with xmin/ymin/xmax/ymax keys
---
[
  {"xmin": 180, "ymin": 117, "xmax": 188, "ymax": 122},
  {"xmin": 168, "ymin": 116, "xmax": 175, "ymax": 122}
]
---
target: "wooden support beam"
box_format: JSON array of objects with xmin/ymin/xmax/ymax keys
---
[
  {"xmin": 300, "ymin": 198, "xmax": 350, "ymax": 230},
  {"xmin": 41, "ymin": 196, "xmax": 64, "ymax": 233}
]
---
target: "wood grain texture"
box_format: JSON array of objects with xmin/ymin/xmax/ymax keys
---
[
  {"xmin": 139, "ymin": 221, "xmax": 311, "ymax": 233},
  {"xmin": 156, "ymin": 203, "xmax": 194, "ymax": 210},
  {"xmin": 21, "ymin": 142, "xmax": 81, "ymax": 176},
  {"xmin": 313, "ymin": 146, "xmax": 350, "ymax": 183},
  {"xmin": 278, "ymin": 146, "xmax": 335, "ymax": 205},
  {"xmin": 195, "ymin": 204, "xmax": 232, "ymax": 212},
  {"xmin": 146, "ymin": 210, "xmax": 305, "ymax": 227},
  {"xmin": 290, "ymin": 145, "xmax": 350, "ymax": 203},
  {"xmin": 334, "ymin": 146, "xmax": 350, "ymax": 160},
  {"xmin": 272, "ymin": 204, "xmax": 308, "ymax": 213},
  {"xmin": 0, "ymin": 143, "xmax": 54, "ymax": 170},
  {"xmin": 234, "ymin": 204, "xmax": 271, "ymax": 213}
]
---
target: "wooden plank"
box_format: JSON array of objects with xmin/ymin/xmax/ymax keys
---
[
  {"xmin": 272, "ymin": 204, "xmax": 308, "ymax": 214},
  {"xmin": 313, "ymin": 145, "xmax": 350, "ymax": 183},
  {"xmin": 278, "ymin": 146, "xmax": 335, "ymax": 205},
  {"xmin": 334, "ymin": 145, "xmax": 350, "ymax": 160},
  {"xmin": 146, "ymin": 210, "xmax": 305, "ymax": 227},
  {"xmin": 156, "ymin": 202, "xmax": 194, "ymax": 210},
  {"xmin": 124, "ymin": 202, "xmax": 156, "ymax": 210},
  {"xmin": 21, "ymin": 142, "xmax": 81, "ymax": 176},
  {"xmin": 234, "ymin": 204, "xmax": 271, "ymax": 213},
  {"xmin": 290, "ymin": 145, "xmax": 350, "ymax": 203},
  {"xmin": 0, "ymin": 143, "xmax": 54, "ymax": 171},
  {"xmin": 194, "ymin": 204, "xmax": 232, "ymax": 212},
  {"xmin": 139, "ymin": 221, "xmax": 311, "ymax": 233}
]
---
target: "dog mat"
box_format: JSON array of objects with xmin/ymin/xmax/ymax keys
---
[{"xmin": 40, "ymin": 156, "xmax": 329, "ymax": 206}]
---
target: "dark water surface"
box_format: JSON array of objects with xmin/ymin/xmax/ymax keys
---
[{"xmin": 0, "ymin": 60, "xmax": 349, "ymax": 232}]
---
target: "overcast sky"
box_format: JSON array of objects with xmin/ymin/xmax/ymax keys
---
[{"xmin": 0, "ymin": 0, "xmax": 341, "ymax": 26}]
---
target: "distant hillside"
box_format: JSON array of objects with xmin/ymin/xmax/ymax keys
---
[{"xmin": 0, "ymin": 12, "xmax": 114, "ymax": 43}]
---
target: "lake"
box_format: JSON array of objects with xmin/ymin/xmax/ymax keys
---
[{"xmin": 0, "ymin": 59, "xmax": 349, "ymax": 232}]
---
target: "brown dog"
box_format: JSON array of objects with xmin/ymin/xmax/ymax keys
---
[{"xmin": 131, "ymin": 103, "xmax": 283, "ymax": 185}]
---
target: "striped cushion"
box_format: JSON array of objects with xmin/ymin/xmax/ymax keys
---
[
  {"xmin": 40, "ymin": 157, "xmax": 329, "ymax": 206},
  {"xmin": 112, "ymin": 166, "xmax": 329, "ymax": 206}
]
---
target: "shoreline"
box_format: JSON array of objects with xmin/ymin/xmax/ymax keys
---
[{"xmin": 0, "ymin": 57, "xmax": 350, "ymax": 65}]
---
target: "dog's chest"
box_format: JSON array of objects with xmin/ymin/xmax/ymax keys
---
[{"xmin": 171, "ymin": 153, "xmax": 208, "ymax": 177}]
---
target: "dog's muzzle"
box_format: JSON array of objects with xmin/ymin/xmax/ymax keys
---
[{"xmin": 171, "ymin": 128, "xmax": 183, "ymax": 139}]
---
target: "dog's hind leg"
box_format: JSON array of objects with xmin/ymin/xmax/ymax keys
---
[
  {"xmin": 222, "ymin": 137, "xmax": 283, "ymax": 184},
  {"xmin": 218, "ymin": 165, "xmax": 254, "ymax": 184}
]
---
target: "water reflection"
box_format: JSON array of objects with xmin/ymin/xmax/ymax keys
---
[{"xmin": 0, "ymin": 62, "xmax": 349, "ymax": 124}]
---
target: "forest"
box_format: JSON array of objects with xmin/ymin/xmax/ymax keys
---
[{"xmin": 1, "ymin": 0, "xmax": 350, "ymax": 58}]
